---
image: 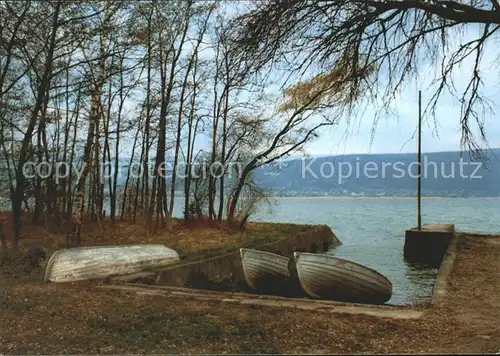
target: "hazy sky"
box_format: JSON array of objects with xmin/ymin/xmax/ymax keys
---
[{"xmin": 303, "ymin": 87, "xmax": 500, "ymax": 157}]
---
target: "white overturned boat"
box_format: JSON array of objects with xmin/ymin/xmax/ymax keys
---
[
  {"xmin": 293, "ymin": 252, "xmax": 392, "ymax": 304},
  {"xmin": 240, "ymin": 248, "xmax": 296, "ymax": 294},
  {"xmin": 44, "ymin": 244, "xmax": 180, "ymax": 283}
]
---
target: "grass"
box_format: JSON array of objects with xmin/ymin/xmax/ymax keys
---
[
  {"xmin": 0, "ymin": 211, "xmax": 313, "ymax": 275},
  {"xmin": 0, "ymin": 280, "xmax": 288, "ymax": 354}
]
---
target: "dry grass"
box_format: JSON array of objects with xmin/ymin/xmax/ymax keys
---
[
  {"xmin": 0, "ymin": 211, "xmax": 312, "ymax": 272},
  {"xmin": 0, "ymin": 233, "xmax": 499, "ymax": 354}
]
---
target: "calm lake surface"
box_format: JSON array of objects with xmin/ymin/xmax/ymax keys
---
[
  {"xmin": 174, "ymin": 197, "xmax": 500, "ymax": 305},
  {"xmin": 253, "ymin": 197, "xmax": 500, "ymax": 305}
]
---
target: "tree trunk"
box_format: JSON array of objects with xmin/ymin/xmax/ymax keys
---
[
  {"xmin": 67, "ymin": 16, "xmax": 108, "ymax": 247},
  {"xmin": 227, "ymin": 161, "xmax": 256, "ymax": 225},
  {"xmin": 183, "ymin": 94, "xmax": 195, "ymax": 222},
  {"xmin": 217, "ymin": 84, "xmax": 230, "ymax": 221},
  {"xmin": 143, "ymin": 5, "xmax": 153, "ymax": 228},
  {"xmin": 11, "ymin": 1, "xmax": 62, "ymax": 248},
  {"xmin": 151, "ymin": 4, "xmax": 192, "ymax": 231},
  {"xmin": 67, "ymin": 102, "xmax": 79, "ymax": 217},
  {"xmin": 120, "ymin": 123, "xmax": 141, "ymax": 220},
  {"xmin": 111, "ymin": 56, "xmax": 124, "ymax": 222},
  {"xmin": 208, "ymin": 60, "xmax": 219, "ymax": 221}
]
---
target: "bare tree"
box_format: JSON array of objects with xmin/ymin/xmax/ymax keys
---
[
  {"xmin": 227, "ymin": 62, "xmax": 370, "ymax": 225},
  {"xmin": 147, "ymin": 1, "xmax": 193, "ymax": 232},
  {"xmin": 233, "ymin": 0, "xmax": 500, "ymax": 155},
  {"xmin": 167, "ymin": 2, "xmax": 216, "ymax": 229},
  {"xmin": 67, "ymin": 3, "xmax": 122, "ymax": 247},
  {"xmin": 7, "ymin": 1, "xmax": 63, "ymax": 250}
]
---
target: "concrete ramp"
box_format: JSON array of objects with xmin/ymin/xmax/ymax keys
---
[{"xmin": 100, "ymin": 283, "xmax": 424, "ymax": 320}]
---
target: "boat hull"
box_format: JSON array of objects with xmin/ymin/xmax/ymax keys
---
[
  {"xmin": 294, "ymin": 252, "xmax": 392, "ymax": 304},
  {"xmin": 240, "ymin": 248, "xmax": 301, "ymax": 295},
  {"xmin": 44, "ymin": 245, "xmax": 180, "ymax": 283}
]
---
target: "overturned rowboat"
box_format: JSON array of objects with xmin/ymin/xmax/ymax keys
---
[
  {"xmin": 240, "ymin": 248, "xmax": 300, "ymax": 295},
  {"xmin": 293, "ymin": 252, "xmax": 392, "ymax": 304},
  {"xmin": 44, "ymin": 244, "xmax": 180, "ymax": 283}
]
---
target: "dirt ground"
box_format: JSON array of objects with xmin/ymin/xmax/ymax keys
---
[{"xmin": 0, "ymin": 230, "xmax": 499, "ymax": 354}]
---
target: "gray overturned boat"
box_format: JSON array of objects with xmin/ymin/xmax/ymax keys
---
[
  {"xmin": 293, "ymin": 252, "xmax": 392, "ymax": 304},
  {"xmin": 240, "ymin": 248, "xmax": 299, "ymax": 295},
  {"xmin": 44, "ymin": 244, "xmax": 180, "ymax": 283}
]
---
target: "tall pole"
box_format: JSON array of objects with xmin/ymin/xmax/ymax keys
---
[{"xmin": 417, "ymin": 90, "xmax": 422, "ymax": 230}]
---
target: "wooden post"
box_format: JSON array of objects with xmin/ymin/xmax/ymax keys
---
[{"xmin": 417, "ymin": 90, "xmax": 422, "ymax": 230}]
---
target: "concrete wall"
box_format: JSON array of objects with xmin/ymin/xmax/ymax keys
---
[
  {"xmin": 153, "ymin": 225, "xmax": 341, "ymax": 292},
  {"xmin": 404, "ymin": 224, "xmax": 455, "ymax": 267}
]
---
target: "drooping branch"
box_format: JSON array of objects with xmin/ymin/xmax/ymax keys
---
[
  {"xmin": 371, "ymin": 1, "xmax": 500, "ymax": 24},
  {"xmin": 232, "ymin": 0, "xmax": 500, "ymax": 154}
]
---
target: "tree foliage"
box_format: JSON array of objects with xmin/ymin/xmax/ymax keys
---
[{"xmin": 278, "ymin": 55, "xmax": 374, "ymax": 112}]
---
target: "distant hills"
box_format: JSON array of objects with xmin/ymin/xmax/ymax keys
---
[
  {"xmin": 115, "ymin": 148, "xmax": 500, "ymax": 197},
  {"xmin": 253, "ymin": 149, "xmax": 500, "ymax": 197}
]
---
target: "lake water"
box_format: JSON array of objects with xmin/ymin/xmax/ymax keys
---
[
  {"xmin": 172, "ymin": 196, "xmax": 499, "ymax": 305},
  {"xmin": 252, "ymin": 197, "xmax": 500, "ymax": 305}
]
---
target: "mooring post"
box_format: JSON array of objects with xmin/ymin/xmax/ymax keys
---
[
  {"xmin": 404, "ymin": 91, "xmax": 455, "ymax": 265},
  {"xmin": 417, "ymin": 90, "xmax": 422, "ymax": 230}
]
